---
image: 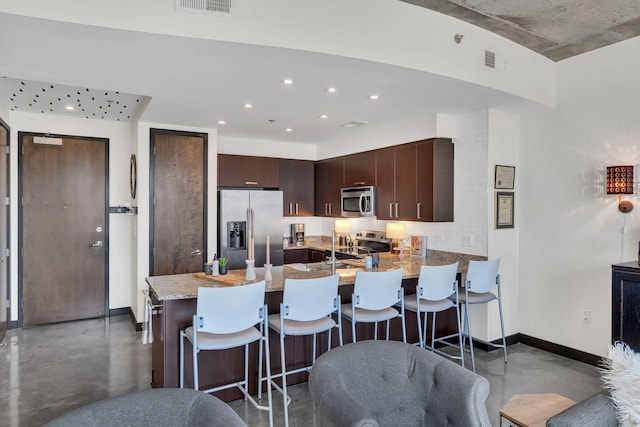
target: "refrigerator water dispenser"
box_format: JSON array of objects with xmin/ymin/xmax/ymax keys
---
[{"xmin": 227, "ymin": 221, "xmax": 246, "ymax": 250}]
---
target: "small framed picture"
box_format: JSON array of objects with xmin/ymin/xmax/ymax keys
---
[
  {"xmin": 495, "ymin": 192, "xmax": 514, "ymax": 229},
  {"xmin": 494, "ymin": 165, "xmax": 515, "ymax": 190}
]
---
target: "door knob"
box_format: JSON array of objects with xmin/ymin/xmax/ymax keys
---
[{"xmin": 89, "ymin": 240, "xmax": 104, "ymax": 248}]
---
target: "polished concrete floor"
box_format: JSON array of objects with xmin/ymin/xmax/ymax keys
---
[{"xmin": 0, "ymin": 315, "xmax": 604, "ymax": 426}]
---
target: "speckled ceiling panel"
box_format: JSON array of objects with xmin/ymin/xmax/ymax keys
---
[{"xmin": 5, "ymin": 77, "xmax": 146, "ymax": 122}]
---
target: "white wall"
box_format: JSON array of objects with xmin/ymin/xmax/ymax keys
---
[
  {"xmin": 6, "ymin": 111, "xmax": 133, "ymax": 320},
  {"xmin": 218, "ymin": 136, "xmax": 316, "ymax": 160},
  {"xmin": 0, "ymin": 0, "xmax": 555, "ymax": 107},
  {"xmin": 514, "ymin": 36, "xmax": 640, "ymax": 357}
]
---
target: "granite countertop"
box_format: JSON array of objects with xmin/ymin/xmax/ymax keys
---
[{"xmin": 147, "ymin": 249, "xmax": 487, "ymax": 301}]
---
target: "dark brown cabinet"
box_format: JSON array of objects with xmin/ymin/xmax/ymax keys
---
[
  {"xmin": 280, "ymin": 159, "xmax": 315, "ymax": 216},
  {"xmin": 417, "ymin": 139, "xmax": 454, "ymax": 222},
  {"xmin": 343, "ymin": 151, "xmax": 376, "ymax": 187},
  {"xmin": 283, "ymin": 248, "xmax": 326, "ymax": 264},
  {"xmin": 376, "ymin": 139, "xmax": 453, "ymax": 222},
  {"xmin": 315, "ymin": 157, "xmax": 344, "ymax": 217},
  {"xmin": 376, "ymin": 144, "xmax": 417, "ymax": 220},
  {"xmin": 218, "ymin": 154, "xmax": 280, "ymax": 188},
  {"xmin": 612, "ymin": 262, "xmax": 640, "ymax": 352}
]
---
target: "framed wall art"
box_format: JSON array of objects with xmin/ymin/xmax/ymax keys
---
[
  {"xmin": 494, "ymin": 165, "xmax": 515, "ymax": 190},
  {"xmin": 495, "ymin": 192, "xmax": 514, "ymax": 229}
]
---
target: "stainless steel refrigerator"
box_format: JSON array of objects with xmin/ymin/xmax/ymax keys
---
[{"xmin": 218, "ymin": 189, "xmax": 284, "ymax": 270}]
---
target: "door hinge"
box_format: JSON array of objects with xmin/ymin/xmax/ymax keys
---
[
  {"xmin": 5, "ymin": 146, "xmax": 9, "ymax": 154},
  {"xmin": 4, "ymin": 197, "xmax": 8, "ymax": 206},
  {"xmin": 21, "ymin": 144, "xmax": 24, "ymax": 155},
  {"xmin": 153, "ymin": 146, "xmax": 156, "ymax": 156},
  {"xmin": 5, "ymin": 248, "xmax": 9, "ymax": 257},
  {"xmin": 6, "ymin": 299, "xmax": 9, "ymax": 309}
]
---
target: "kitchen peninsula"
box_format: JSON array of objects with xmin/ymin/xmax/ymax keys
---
[{"xmin": 147, "ymin": 250, "xmax": 486, "ymax": 401}]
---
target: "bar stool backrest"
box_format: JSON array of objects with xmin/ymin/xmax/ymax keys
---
[
  {"xmin": 417, "ymin": 262, "xmax": 459, "ymax": 301},
  {"xmin": 196, "ymin": 281, "xmax": 266, "ymax": 334},
  {"xmin": 353, "ymin": 268, "xmax": 403, "ymax": 310},
  {"xmin": 465, "ymin": 259, "xmax": 500, "ymax": 293},
  {"xmin": 282, "ymin": 275, "xmax": 339, "ymax": 321}
]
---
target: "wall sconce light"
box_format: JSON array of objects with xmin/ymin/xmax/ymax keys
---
[{"xmin": 607, "ymin": 165, "xmax": 634, "ymax": 213}]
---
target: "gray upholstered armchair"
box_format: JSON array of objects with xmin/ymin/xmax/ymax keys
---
[
  {"xmin": 309, "ymin": 340, "xmax": 491, "ymax": 427},
  {"xmin": 44, "ymin": 388, "xmax": 248, "ymax": 427}
]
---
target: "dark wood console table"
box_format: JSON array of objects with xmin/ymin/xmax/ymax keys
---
[{"xmin": 612, "ymin": 262, "xmax": 640, "ymax": 351}]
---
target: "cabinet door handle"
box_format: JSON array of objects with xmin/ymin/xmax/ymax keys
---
[
  {"xmin": 417, "ymin": 202, "xmax": 422, "ymax": 219},
  {"xmin": 395, "ymin": 203, "xmax": 399, "ymax": 218},
  {"xmin": 295, "ymin": 203, "xmax": 299, "ymax": 215},
  {"xmin": 245, "ymin": 181, "xmax": 258, "ymax": 185},
  {"xmin": 389, "ymin": 203, "xmax": 393, "ymax": 218},
  {"xmin": 329, "ymin": 203, "xmax": 333, "ymax": 216},
  {"xmin": 288, "ymin": 203, "xmax": 293, "ymax": 215},
  {"xmin": 325, "ymin": 203, "xmax": 329, "ymax": 216}
]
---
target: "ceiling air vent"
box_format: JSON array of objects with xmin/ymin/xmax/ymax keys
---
[
  {"xmin": 483, "ymin": 49, "xmax": 506, "ymax": 71},
  {"xmin": 484, "ymin": 50, "xmax": 496, "ymax": 69},
  {"xmin": 342, "ymin": 121, "xmax": 368, "ymax": 128},
  {"xmin": 175, "ymin": 0, "xmax": 230, "ymax": 15}
]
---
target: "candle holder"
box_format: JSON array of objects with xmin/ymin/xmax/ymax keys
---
[
  {"xmin": 245, "ymin": 259, "xmax": 256, "ymax": 281},
  {"xmin": 264, "ymin": 263, "xmax": 273, "ymax": 281}
]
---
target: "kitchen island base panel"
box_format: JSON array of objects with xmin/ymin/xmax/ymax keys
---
[{"xmin": 150, "ymin": 279, "xmax": 458, "ymax": 402}]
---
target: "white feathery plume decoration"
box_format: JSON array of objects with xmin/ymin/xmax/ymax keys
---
[{"xmin": 600, "ymin": 342, "xmax": 640, "ymax": 426}]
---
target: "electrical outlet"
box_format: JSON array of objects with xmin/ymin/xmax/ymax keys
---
[{"xmin": 582, "ymin": 309, "xmax": 591, "ymax": 324}]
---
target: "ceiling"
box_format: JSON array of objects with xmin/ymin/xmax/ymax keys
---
[
  {"xmin": 401, "ymin": 0, "xmax": 640, "ymax": 61},
  {"xmin": 1, "ymin": 2, "xmax": 639, "ymax": 144}
]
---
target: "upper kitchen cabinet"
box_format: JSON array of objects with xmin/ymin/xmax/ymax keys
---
[
  {"xmin": 376, "ymin": 144, "xmax": 417, "ymax": 220},
  {"xmin": 416, "ymin": 138, "xmax": 454, "ymax": 222},
  {"xmin": 280, "ymin": 159, "xmax": 315, "ymax": 216},
  {"xmin": 315, "ymin": 157, "xmax": 344, "ymax": 217},
  {"xmin": 218, "ymin": 154, "xmax": 280, "ymax": 188},
  {"xmin": 376, "ymin": 139, "xmax": 453, "ymax": 222},
  {"xmin": 343, "ymin": 151, "xmax": 376, "ymax": 187}
]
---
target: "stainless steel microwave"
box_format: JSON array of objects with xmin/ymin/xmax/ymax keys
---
[{"xmin": 341, "ymin": 186, "xmax": 376, "ymax": 217}]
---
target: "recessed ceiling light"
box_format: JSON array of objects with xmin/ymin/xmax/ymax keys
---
[
  {"xmin": 368, "ymin": 94, "xmax": 380, "ymax": 100},
  {"xmin": 319, "ymin": 114, "xmax": 329, "ymax": 119},
  {"xmin": 243, "ymin": 103, "xmax": 254, "ymax": 109},
  {"xmin": 65, "ymin": 105, "xmax": 75, "ymax": 111},
  {"xmin": 326, "ymin": 87, "xmax": 338, "ymax": 93},
  {"xmin": 285, "ymin": 128, "xmax": 293, "ymax": 133},
  {"xmin": 217, "ymin": 120, "xmax": 226, "ymax": 125},
  {"xmin": 281, "ymin": 79, "xmax": 294, "ymax": 85}
]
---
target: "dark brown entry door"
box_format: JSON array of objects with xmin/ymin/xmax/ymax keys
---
[
  {"xmin": 0, "ymin": 121, "xmax": 8, "ymax": 340},
  {"xmin": 21, "ymin": 134, "xmax": 107, "ymax": 326},
  {"xmin": 150, "ymin": 129, "xmax": 206, "ymax": 276}
]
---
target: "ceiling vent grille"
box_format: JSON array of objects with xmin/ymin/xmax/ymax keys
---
[
  {"xmin": 175, "ymin": 0, "xmax": 230, "ymax": 15},
  {"xmin": 484, "ymin": 50, "xmax": 496, "ymax": 69},
  {"xmin": 483, "ymin": 49, "xmax": 507, "ymax": 71}
]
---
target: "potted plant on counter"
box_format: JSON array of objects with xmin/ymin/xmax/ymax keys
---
[{"xmin": 219, "ymin": 257, "xmax": 228, "ymax": 275}]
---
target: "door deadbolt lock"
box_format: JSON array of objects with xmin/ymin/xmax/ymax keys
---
[{"xmin": 96, "ymin": 226, "xmax": 103, "ymax": 233}]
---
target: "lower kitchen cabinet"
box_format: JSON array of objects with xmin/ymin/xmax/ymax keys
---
[{"xmin": 283, "ymin": 248, "xmax": 326, "ymax": 264}]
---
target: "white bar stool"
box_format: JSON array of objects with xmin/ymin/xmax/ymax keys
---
[
  {"xmin": 404, "ymin": 263, "xmax": 464, "ymax": 366},
  {"xmin": 267, "ymin": 274, "xmax": 342, "ymax": 427},
  {"xmin": 341, "ymin": 268, "xmax": 406, "ymax": 343},
  {"xmin": 459, "ymin": 259, "xmax": 507, "ymax": 372},
  {"xmin": 179, "ymin": 281, "xmax": 274, "ymax": 427}
]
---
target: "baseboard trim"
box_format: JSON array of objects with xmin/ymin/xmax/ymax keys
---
[
  {"xmin": 518, "ymin": 333, "xmax": 602, "ymax": 366},
  {"xmin": 109, "ymin": 307, "xmax": 142, "ymax": 331}
]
